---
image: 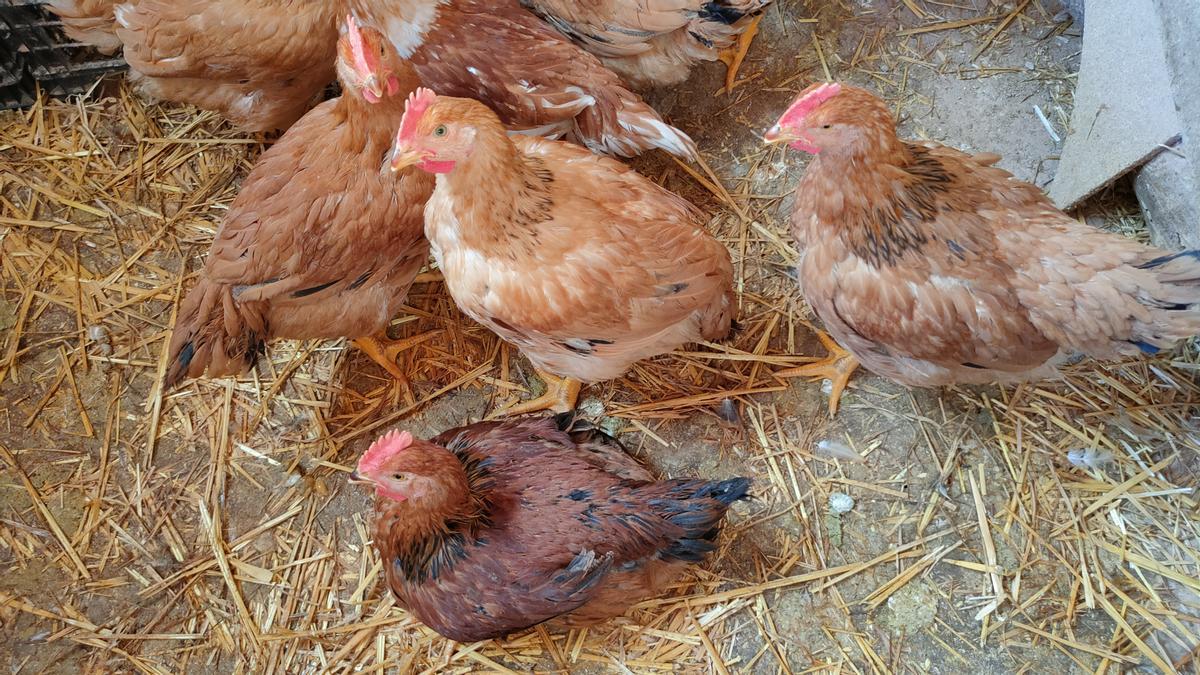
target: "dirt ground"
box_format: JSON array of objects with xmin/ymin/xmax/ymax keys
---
[{"xmin": 3, "ymin": 1, "xmax": 1200, "ymax": 673}]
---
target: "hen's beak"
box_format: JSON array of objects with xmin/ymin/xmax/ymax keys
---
[
  {"xmin": 763, "ymin": 124, "xmax": 799, "ymax": 145},
  {"xmin": 390, "ymin": 143, "xmax": 424, "ymax": 173},
  {"xmin": 348, "ymin": 470, "xmax": 371, "ymax": 484},
  {"xmin": 363, "ymin": 74, "xmax": 385, "ymax": 101}
]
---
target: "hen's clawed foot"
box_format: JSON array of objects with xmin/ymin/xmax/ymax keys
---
[
  {"xmin": 775, "ymin": 330, "xmax": 859, "ymax": 417},
  {"xmin": 718, "ymin": 14, "xmax": 763, "ymax": 92},
  {"xmin": 489, "ymin": 370, "xmax": 581, "ymax": 418},
  {"xmin": 352, "ymin": 329, "xmax": 441, "ymax": 405}
]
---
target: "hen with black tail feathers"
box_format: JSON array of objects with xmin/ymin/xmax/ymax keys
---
[
  {"xmin": 764, "ymin": 83, "xmax": 1200, "ymax": 415},
  {"xmin": 351, "ymin": 414, "xmax": 750, "ymax": 642}
]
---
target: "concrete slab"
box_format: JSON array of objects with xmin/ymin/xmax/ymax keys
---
[
  {"xmin": 1151, "ymin": 0, "xmax": 1200, "ymax": 223},
  {"xmin": 1048, "ymin": 0, "xmax": 1182, "ymax": 210},
  {"xmin": 1135, "ymin": 143, "xmax": 1200, "ymax": 250}
]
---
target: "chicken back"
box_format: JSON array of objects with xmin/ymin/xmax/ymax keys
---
[
  {"xmin": 523, "ymin": 0, "xmax": 772, "ymax": 87},
  {"xmin": 46, "ymin": 0, "xmax": 122, "ymax": 53},
  {"xmin": 350, "ymin": 0, "xmax": 696, "ymax": 158},
  {"xmin": 164, "ymin": 19, "xmax": 433, "ymax": 388},
  {"xmin": 111, "ymin": 0, "xmax": 340, "ymax": 132},
  {"xmin": 353, "ymin": 414, "xmax": 750, "ymax": 641},
  {"xmin": 390, "ymin": 90, "xmax": 734, "ymax": 393},
  {"xmin": 767, "ymin": 83, "xmax": 1200, "ymax": 387}
]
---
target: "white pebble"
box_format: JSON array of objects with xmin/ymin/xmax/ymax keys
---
[
  {"xmin": 829, "ymin": 492, "xmax": 854, "ymax": 514},
  {"xmin": 577, "ymin": 397, "xmax": 606, "ymax": 417},
  {"xmin": 821, "ymin": 379, "xmax": 833, "ymax": 395}
]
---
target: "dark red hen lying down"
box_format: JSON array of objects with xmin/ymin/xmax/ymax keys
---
[{"xmin": 352, "ymin": 414, "xmax": 750, "ymax": 641}]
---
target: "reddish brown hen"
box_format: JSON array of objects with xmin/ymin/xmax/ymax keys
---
[
  {"xmin": 389, "ymin": 89, "xmax": 735, "ymax": 414},
  {"xmin": 523, "ymin": 0, "xmax": 772, "ymax": 90},
  {"xmin": 164, "ymin": 18, "xmax": 434, "ymax": 391},
  {"xmin": 352, "ymin": 414, "xmax": 750, "ymax": 642},
  {"xmin": 349, "ymin": 0, "xmax": 696, "ymax": 158},
  {"xmin": 766, "ymin": 83, "xmax": 1200, "ymax": 415}
]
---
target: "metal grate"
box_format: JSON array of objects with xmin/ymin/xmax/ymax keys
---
[{"xmin": 0, "ymin": 0, "xmax": 125, "ymax": 110}]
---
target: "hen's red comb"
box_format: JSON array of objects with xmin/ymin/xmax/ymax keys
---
[
  {"xmin": 777, "ymin": 82, "xmax": 842, "ymax": 128},
  {"xmin": 357, "ymin": 429, "xmax": 414, "ymax": 475},
  {"xmin": 344, "ymin": 14, "xmax": 377, "ymax": 77},
  {"xmin": 397, "ymin": 87, "xmax": 437, "ymax": 144}
]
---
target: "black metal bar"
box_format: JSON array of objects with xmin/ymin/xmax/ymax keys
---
[{"xmin": 0, "ymin": 1, "xmax": 126, "ymax": 110}]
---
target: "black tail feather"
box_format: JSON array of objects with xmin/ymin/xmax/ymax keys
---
[{"xmin": 652, "ymin": 477, "xmax": 751, "ymax": 563}]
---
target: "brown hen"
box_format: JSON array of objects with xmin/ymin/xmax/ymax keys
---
[
  {"xmin": 46, "ymin": 0, "xmax": 122, "ymax": 53},
  {"xmin": 110, "ymin": 0, "xmax": 340, "ymax": 132},
  {"xmin": 350, "ymin": 0, "xmax": 696, "ymax": 158},
  {"xmin": 766, "ymin": 83, "xmax": 1200, "ymax": 414},
  {"xmin": 390, "ymin": 89, "xmax": 735, "ymax": 414},
  {"xmin": 164, "ymin": 18, "xmax": 434, "ymax": 391},
  {"xmin": 352, "ymin": 414, "xmax": 750, "ymax": 642},
  {"xmin": 523, "ymin": 0, "xmax": 772, "ymax": 89}
]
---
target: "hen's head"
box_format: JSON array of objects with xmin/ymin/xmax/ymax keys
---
[
  {"xmin": 351, "ymin": 429, "xmax": 466, "ymax": 506},
  {"xmin": 389, "ymin": 88, "xmax": 500, "ymax": 174},
  {"xmin": 764, "ymin": 83, "xmax": 895, "ymax": 157},
  {"xmin": 336, "ymin": 15, "xmax": 402, "ymax": 103}
]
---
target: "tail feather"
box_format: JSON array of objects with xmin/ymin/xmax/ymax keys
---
[
  {"xmin": 1123, "ymin": 249, "xmax": 1200, "ymax": 354},
  {"xmin": 573, "ymin": 91, "xmax": 697, "ymax": 160},
  {"xmin": 164, "ymin": 279, "xmax": 265, "ymax": 389},
  {"xmin": 689, "ymin": 0, "xmax": 770, "ymax": 47},
  {"xmin": 46, "ymin": 0, "xmax": 122, "ymax": 54},
  {"xmin": 649, "ymin": 477, "xmax": 751, "ymax": 563}
]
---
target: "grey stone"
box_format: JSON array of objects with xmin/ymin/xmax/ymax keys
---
[
  {"xmin": 1135, "ymin": 143, "xmax": 1200, "ymax": 251},
  {"xmin": 1060, "ymin": 0, "xmax": 1084, "ymax": 25},
  {"xmin": 1151, "ymin": 0, "xmax": 1200, "ymax": 203}
]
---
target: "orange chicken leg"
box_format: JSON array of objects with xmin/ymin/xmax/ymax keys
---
[
  {"xmin": 776, "ymin": 330, "xmax": 859, "ymax": 416},
  {"xmin": 491, "ymin": 370, "xmax": 582, "ymax": 417},
  {"xmin": 718, "ymin": 14, "xmax": 762, "ymax": 92},
  {"xmin": 352, "ymin": 331, "xmax": 438, "ymax": 403}
]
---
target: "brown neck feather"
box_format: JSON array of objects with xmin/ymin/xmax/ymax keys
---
[
  {"xmin": 810, "ymin": 142, "xmax": 953, "ymax": 268},
  {"xmin": 374, "ymin": 447, "xmax": 494, "ymax": 584},
  {"xmin": 443, "ymin": 129, "xmax": 554, "ymax": 252},
  {"xmin": 335, "ymin": 84, "xmax": 412, "ymax": 159}
]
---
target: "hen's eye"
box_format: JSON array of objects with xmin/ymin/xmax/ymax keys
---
[
  {"xmin": 391, "ymin": 473, "xmax": 406, "ymax": 480},
  {"xmin": 821, "ymin": 124, "xmax": 832, "ymax": 129},
  {"xmin": 433, "ymin": 125, "xmax": 447, "ymax": 137}
]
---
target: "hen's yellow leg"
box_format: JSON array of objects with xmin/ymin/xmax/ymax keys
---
[
  {"xmin": 776, "ymin": 331, "xmax": 859, "ymax": 416},
  {"xmin": 352, "ymin": 330, "xmax": 439, "ymax": 404},
  {"xmin": 490, "ymin": 370, "xmax": 581, "ymax": 418},
  {"xmin": 718, "ymin": 14, "xmax": 762, "ymax": 92}
]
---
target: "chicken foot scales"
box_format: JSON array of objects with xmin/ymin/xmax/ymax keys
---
[
  {"xmin": 776, "ymin": 330, "xmax": 859, "ymax": 417},
  {"xmin": 353, "ymin": 330, "xmax": 441, "ymax": 403},
  {"xmin": 491, "ymin": 370, "xmax": 582, "ymax": 417}
]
